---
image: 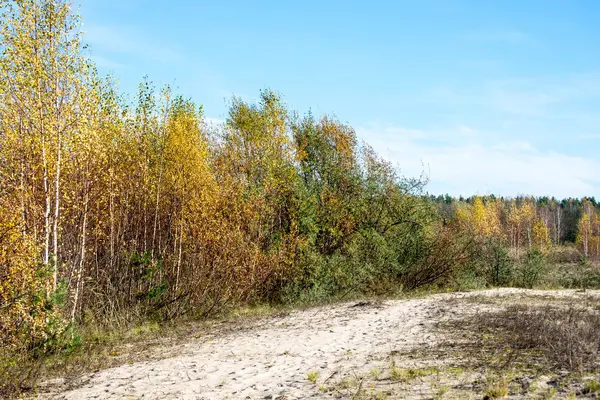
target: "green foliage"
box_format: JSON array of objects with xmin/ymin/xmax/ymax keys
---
[
  {"xmin": 272, "ymin": 114, "xmax": 442, "ymax": 303},
  {"xmin": 490, "ymin": 244, "xmax": 513, "ymax": 286},
  {"xmin": 51, "ymin": 280, "xmax": 69, "ymax": 309},
  {"xmin": 551, "ymin": 258, "xmax": 600, "ymax": 289},
  {"xmin": 514, "ymin": 250, "xmax": 547, "ymax": 289},
  {"xmin": 307, "ymin": 370, "xmax": 319, "ymax": 383},
  {"xmin": 464, "ymin": 239, "xmax": 514, "ymax": 287},
  {"xmin": 452, "ymin": 268, "xmax": 489, "ymax": 291},
  {"xmin": 584, "ymin": 380, "xmax": 600, "ymax": 395}
]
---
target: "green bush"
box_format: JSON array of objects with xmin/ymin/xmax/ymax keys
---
[
  {"xmin": 489, "ymin": 244, "xmax": 513, "ymax": 286},
  {"xmin": 552, "ymin": 259, "xmax": 600, "ymax": 289},
  {"xmin": 548, "ymin": 245, "xmax": 583, "ymax": 264},
  {"xmin": 460, "ymin": 238, "xmax": 515, "ymax": 288},
  {"xmin": 513, "ymin": 250, "xmax": 547, "ymax": 288},
  {"xmin": 452, "ymin": 268, "xmax": 489, "ymax": 291}
]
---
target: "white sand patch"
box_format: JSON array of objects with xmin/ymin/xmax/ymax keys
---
[{"xmin": 39, "ymin": 288, "xmax": 600, "ymax": 399}]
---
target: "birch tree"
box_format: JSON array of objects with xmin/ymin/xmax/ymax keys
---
[{"xmin": 0, "ymin": 0, "xmax": 86, "ymax": 291}]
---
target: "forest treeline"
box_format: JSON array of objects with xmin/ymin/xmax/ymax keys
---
[
  {"xmin": 0, "ymin": 1, "xmax": 599, "ymax": 390},
  {"xmin": 432, "ymin": 195, "xmax": 600, "ymax": 258}
]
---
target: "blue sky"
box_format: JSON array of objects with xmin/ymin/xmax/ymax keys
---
[{"xmin": 79, "ymin": 0, "xmax": 600, "ymax": 198}]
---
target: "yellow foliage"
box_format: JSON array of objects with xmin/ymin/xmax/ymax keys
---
[
  {"xmin": 532, "ymin": 219, "xmax": 550, "ymax": 251},
  {"xmin": 455, "ymin": 197, "xmax": 502, "ymax": 239},
  {"xmin": 0, "ymin": 200, "xmax": 62, "ymax": 351}
]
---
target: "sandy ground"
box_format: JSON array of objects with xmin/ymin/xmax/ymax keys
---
[{"xmin": 37, "ymin": 288, "xmax": 600, "ymax": 399}]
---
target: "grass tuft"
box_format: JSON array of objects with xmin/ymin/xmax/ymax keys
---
[
  {"xmin": 584, "ymin": 380, "xmax": 600, "ymax": 394},
  {"xmin": 483, "ymin": 374, "xmax": 509, "ymax": 398}
]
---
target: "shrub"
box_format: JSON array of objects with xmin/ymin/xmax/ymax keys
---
[
  {"xmin": 399, "ymin": 226, "xmax": 472, "ymax": 291},
  {"xmin": 460, "ymin": 237, "xmax": 515, "ymax": 288},
  {"xmin": 478, "ymin": 304, "xmax": 600, "ymax": 372},
  {"xmin": 513, "ymin": 250, "xmax": 547, "ymax": 289},
  {"xmin": 489, "ymin": 244, "xmax": 513, "ymax": 286},
  {"xmin": 547, "ymin": 259, "xmax": 600, "ymax": 289},
  {"xmin": 0, "ymin": 208, "xmax": 70, "ymax": 396},
  {"xmin": 549, "ymin": 245, "xmax": 583, "ymax": 264}
]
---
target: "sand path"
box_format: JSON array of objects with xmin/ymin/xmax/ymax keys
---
[{"xmin": 40, "ymin": 288, "xmax": 598, "ymax": 399}]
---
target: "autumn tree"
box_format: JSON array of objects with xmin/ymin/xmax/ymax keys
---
[
  {"xmin": 0, "ymin": 0, "xmax": 86, "ymax": 291},
  {"xmin": 532, "ymin": 218, "xmax": 550, "ymax": 252},
  {"xmin": 292, "ymin": 114, "xmax": 361, "ymax": 254},
  {"xmin": 577, "ymin": 199, "xmax": 598, "ymax": 258}
]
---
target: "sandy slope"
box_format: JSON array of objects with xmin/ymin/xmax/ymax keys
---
[{"xmin": 38, "ymin": 288, "xmax": 600, "ymax": 400}]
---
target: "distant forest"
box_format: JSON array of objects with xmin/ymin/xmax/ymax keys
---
[{"xmin": 430, "ymin": 195, "xmax": 600, "ymax": 253}]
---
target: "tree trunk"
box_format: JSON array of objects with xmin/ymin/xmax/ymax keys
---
[
  {"xmin": 71, "ymin": 186, "xmax": 89, "ymax": 324},
  {"xmin": 53, "ymin": 133, "xmax": 61, "ymax": 286},
  {"xmin": 175, "ymin": 223, "xmax": 183, "ymax": 293},
  {"xmin": 20, "ymin": 131, "xmax": 27, "ymax": 238},
  {"xmin": 152, "ymin": 167, "xmax": 163, "ymax": 258},
  {"xmin": 109, "ymin": 172, "xmax": 115, "ymax": 270},
  {"xmin": 42, "ymin": 135, "xmax": 52, "ymax": 269}
]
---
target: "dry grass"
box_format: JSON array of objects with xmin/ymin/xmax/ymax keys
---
[
  {"xmin": 389, "ymin": 364, "xmax": 438, "ymax": 382},
  {"xmin": 483, "ymin": 373, "xmax": 510, "ymax": 399},
  {"xmin": 474, "ymin": 303, "xmax": 600, "ymax": 372}
]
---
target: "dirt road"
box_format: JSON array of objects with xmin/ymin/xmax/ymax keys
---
[{"xmin": 39, "ymin": 288, "xmax": 600, "ymax": 399}]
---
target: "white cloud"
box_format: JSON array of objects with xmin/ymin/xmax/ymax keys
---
[
  {"xmin": 204, "ymin": 117, "xmax": 225, "ymax": 129},
  {"xmin": 205, "ymin": 117, "xmax": 224, "ymax": 125},
  {"xmin": 486, "ymin": 89, "xmax": 560, "ymax": 116},
  {"xmin": 89, "ymin": 55, "xmax": 126, "ymax": 70},
  {"xmin": 427, "ymin": 73, "xmax": 600, "ymax": 118},
  {"xmin": 358, "ymin": 124, "xmax": 600, "ymax": 199},
  {"xmin": 83, "ymin": 23, "xmax": 183, "ymax": 64}
]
